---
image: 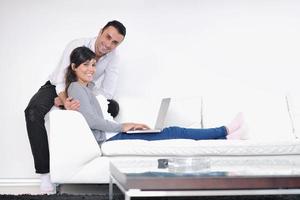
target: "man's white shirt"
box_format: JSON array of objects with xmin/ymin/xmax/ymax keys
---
[{"xmin": 49, "ymin": 37, "xmax": 120, "ymax": 99}]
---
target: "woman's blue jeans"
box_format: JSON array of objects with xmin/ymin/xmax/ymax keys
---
[{"xmin": 107, "ymin": 126, "xmax": 227, "ymax": 141}]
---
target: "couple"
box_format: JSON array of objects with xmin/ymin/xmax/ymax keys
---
[
  {"xmin": 24, "ymin": 20, "xmax": 127, "ymax": 193},
  {"xmin": 25, "ymin": 20, "xmax": 245, "ymax": 193}
]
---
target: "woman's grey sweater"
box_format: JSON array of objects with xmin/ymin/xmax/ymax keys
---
[{"xmin": 68, "ymin": 82, "xmax": 122, "ymax": 142}]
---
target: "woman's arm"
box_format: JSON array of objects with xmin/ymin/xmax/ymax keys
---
[{"xmin": 68, "ymin": 82, "xmax": 122, "ymax": 132}]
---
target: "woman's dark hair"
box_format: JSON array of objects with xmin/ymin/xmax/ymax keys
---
[
  {"xmin": 65, "ymin": 46, "xmax": 96, "ymax": 95},
  {"xmin": 102, "ymin": 20, "xmax": 126, "ymax": 37}
]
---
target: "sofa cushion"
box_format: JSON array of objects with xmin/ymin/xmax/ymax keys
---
[
  {"xmin": 202, "ymin": 89, "xmax": 294, "ymax": 140},
  {"xmin": 101, "ymin": 139, "xmax": 300, "ymax": 156}
]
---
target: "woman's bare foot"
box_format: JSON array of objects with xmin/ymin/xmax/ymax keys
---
[
  {"xmin": 226, "ymin": 112, "xmax": 244, "ymax": 134},
  {"xmin": 227, "ymin": 125, "xmax": 249, "ymax": 140}
]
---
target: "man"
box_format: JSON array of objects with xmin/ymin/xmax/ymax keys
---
[{"xmin": 24, "ymin": 20, "xmax": 126, "ymax": 193}]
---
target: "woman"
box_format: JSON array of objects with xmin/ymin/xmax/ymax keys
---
[{"xmin": 65, "ymin": 47, "xmax": 244, "ymax": 144}]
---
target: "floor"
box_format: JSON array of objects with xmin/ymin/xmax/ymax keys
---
[
  {"xmin": 1, "ymin": 184, "xmax": 300, "ymax": 199},
  {"xmin": 58, "ymin": 184, "xmax": 122, "ymax": 195},
  {"xmin": 57, "ymin": 184, "xmax": 300, "ymax": 200}
]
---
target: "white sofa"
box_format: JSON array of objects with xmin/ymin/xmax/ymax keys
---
[{"xmin": 46, "ymin": 90, "xmax": 300, "ymax": 184}]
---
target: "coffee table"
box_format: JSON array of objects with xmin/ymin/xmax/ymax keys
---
[{"xmin": 109, "ymin": 157, "xmax": 300, "ymax": 200}]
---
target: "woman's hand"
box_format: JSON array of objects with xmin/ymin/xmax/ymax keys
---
[{"xmin": 122, "ymin": 123, "xmax": 150, "ymax": 132}]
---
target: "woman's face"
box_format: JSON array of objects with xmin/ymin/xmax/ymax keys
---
[{"xmin": 73, "ymin": 59, "xmax": 97, "ymax": 85}]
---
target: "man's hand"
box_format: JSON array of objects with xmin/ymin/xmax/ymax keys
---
[
  {"xmin": 122, "ymin": 123, "xmax": 150, "ymax": 132},
  {"xmin": 64, "ymin": 97, "xmax": 80, "ymax": 110},
  {"xmin": 54, "ymin": 97, "xmax": 63, "ymax": 107}
]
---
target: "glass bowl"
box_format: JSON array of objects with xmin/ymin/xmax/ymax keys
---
[{"xmin": 168, "ymin": 157, "xmax": 210, "ymax": 173}]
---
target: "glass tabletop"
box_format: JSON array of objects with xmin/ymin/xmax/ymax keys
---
[
  {"xmin": 110, "ymin": 156, "xmax": 300, "ymax": 190},
  {"xmin": 110, "ymin": 156, "xmax": 300, "ymax": 178}
]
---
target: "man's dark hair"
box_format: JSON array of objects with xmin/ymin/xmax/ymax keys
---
[{"xmin": 103, "ymin": 20, "xmax": 126, "ymax": 37}]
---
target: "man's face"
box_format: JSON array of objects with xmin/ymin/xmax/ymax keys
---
[{"xmin": 95, "ymin": 26, "xmax": 124, "ymax": 57}]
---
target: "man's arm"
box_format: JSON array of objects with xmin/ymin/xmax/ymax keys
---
[{"xmin": 98, "ymin": 54, "xmax": 120, "ymax": 99}]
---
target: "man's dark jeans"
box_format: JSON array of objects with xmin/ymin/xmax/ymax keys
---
[{"xmin": 24, "ymin": 81, "xmax": 57, "ymax": 174}]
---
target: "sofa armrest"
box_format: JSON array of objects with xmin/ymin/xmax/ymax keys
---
[{"xmin": 48, "ymin": 110, "xmax": 101, "ymax": 183}]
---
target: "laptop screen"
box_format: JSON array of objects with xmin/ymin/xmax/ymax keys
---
[{"xmin": 154, "ymin": 98, "xmax": 171, "ymax": 130}]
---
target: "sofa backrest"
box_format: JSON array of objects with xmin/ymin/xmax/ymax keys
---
[
  {"xmin": 164, "ymin": 96, "xmax": 203, "ymax": 128},
  {"xmin": 202, "ymin": 89, "xmax": 295, "ymax": 140},
  {"xmin": 286, "ymin": 93, "xmax": 300, "ymax": 139},
  {"xmin": 115, "ymin": 96, "xmax": 203, "ymax": 129},
  {"xmin": 48, "ymin": 109, "xmax": 102, "ymax": 182},
  {"xmin": 113, "ymin": 90, "xmax": 296, "ymax": 140},
  {"xmin": 114, "ymin": 97, "xmax": 161, "ymax": 127}
]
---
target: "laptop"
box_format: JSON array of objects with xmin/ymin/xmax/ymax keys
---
[{"xmin": 126, "ymin": 98, "xmax": 171, "ymax": 134}]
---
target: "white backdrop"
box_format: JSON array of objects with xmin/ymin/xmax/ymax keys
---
[{"xmin": 0, "ymin": 0, "xmax": 300, "ymax": 179}]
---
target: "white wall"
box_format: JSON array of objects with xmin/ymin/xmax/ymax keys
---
[{"xmin": 0, "ymin": 0, "xmax": 300, "ymax": 179}]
